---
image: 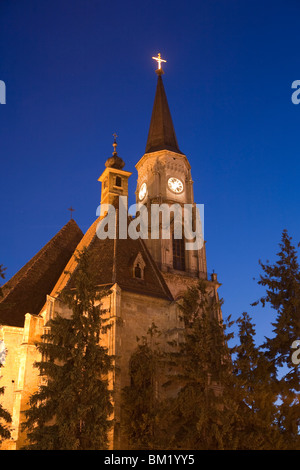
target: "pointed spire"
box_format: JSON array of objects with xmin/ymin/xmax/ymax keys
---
[{"xmin": 145, "ymin": 63, "xmax": 183, "ymax": 155}]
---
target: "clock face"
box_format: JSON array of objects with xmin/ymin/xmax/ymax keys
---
[
  {"xmin": 168, "ymin": 177, "xmax": 184, "ymax": 194},
  {"xmin": 139, "ymin": 182, "xmax": 147, "ymax": 201}
]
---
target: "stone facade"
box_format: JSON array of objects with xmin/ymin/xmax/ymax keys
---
[{"xmin": 0, "ymin": 70, "xmax": 221, "ymax": 450}]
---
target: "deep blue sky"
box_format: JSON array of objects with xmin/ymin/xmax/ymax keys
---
[{"xmin": 1, "ymin": 0, "xmax": 300, "ymax": 344}]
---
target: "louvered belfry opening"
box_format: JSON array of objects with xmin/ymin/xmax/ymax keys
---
[{"xmin": 172, "ymin": 231, "xmax": 186, "ymax": 271}]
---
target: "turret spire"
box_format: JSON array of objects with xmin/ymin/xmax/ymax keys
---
[
  {"xmin": 105, "ymin": 133, "xmax": 125, "ymax": 169},
  {"xmin": 112, "ymin": 132, "xmax": 118, "ymax": 155}
]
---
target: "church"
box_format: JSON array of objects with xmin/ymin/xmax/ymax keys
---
[{"xmin": 0, "ymin": 55, "xmax": 221, "ymax": 450}]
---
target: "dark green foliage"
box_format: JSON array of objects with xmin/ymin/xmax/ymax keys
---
[
  {"xmin": 122, "ymin": 255, "xmax": 300, "ymax": 450},
  {"xmin": 162, "ymin": 280, "xmax": 241, "ymax": 450},
  {"xmin": 121, "ymin": 323, "xmax": 164, "ymax": 449},
  {"xmin": 122, "ymin": 281, "xmax": 243, "ymax": 450},
  {"xmin": 252, "ymin": 229, "xmax": 300, "ymax": 448},
  {"xmin": 233, "ymin": 312, "xmax": 283, "ymax": 449},
  {"xmin": 255, "ymin": 230, "xmax": 300, "ymax": 379},
  {"xmin": 22, "ymin": 248, "xmax": 113, "ymax": 450}
]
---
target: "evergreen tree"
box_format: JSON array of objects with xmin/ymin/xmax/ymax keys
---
[
  {"xmin": 233, "ymin": 312, "xmax": 282, "ymax": 449},
  {"xmin": 163, "ymin": 280, "xmax": 241, "ymax": 450},
  {"xmin": 121, "ymin": 323, "xmax": 164, "ymax": 450},
  {"xmin": 252, "ymin": 230, "xmax": 300, "ymax": 448},
  {"xmin": 0, "ymin": 264, "xmax": 12, "ymax": 445},
  {"xmin": 22, "ymin": 249, "xmax": 113, "ymax": 450}
]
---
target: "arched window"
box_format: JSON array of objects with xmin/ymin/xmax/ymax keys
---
[
  {"xmin": 173, "ymin": 232, "xmax": 185, "ymax": 271},
  {"xmin": 115, "ymin": 176, "xmax": 122, "ymax": 187}
]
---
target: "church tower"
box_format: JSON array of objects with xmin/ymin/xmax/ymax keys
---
[
  {"xmin": 0, "ymin": 54, "xmax": 221, "ymax": 451},
  {"xmin": 98, "ymin": 134, "xmax": 132, "ymax": 207},
  {"xmin": 136, "ymin": 55, "xmax": 207, "ymax": 296}
]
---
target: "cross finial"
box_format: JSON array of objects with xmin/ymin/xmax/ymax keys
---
[
  {"xmin": 152, "ymin": 53, "xmax": 166, "ymax": 75},
  {"xmin": 112, "ymin": 132, "xmax": 118, "ymax": 155},
  {"xmin": 68, "ymin": 206, "xmax": 75, "ymax": 220}
]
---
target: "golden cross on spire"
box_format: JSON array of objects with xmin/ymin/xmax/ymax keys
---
[{"xmin": 152, "ymin": 53, "xmax": 166, "ymax": 74}]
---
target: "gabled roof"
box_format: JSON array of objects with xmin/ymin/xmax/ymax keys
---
[
  {"xmin": 0, "ymin": 219, "xmax": 83, "ymax": 327},
  {"xmin": 49, "ymin": 216, "xmax": 173, "ymax": 303},
  {"xmin": 145, "ymin": 74, "xmax": 183, "ymax": 155}
]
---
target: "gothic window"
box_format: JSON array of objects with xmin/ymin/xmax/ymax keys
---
[
  {"xmin": 115, "ymin": 176, "xmax": 122, "ymax": 187},
  {"xmin": 173, "ymin": 232, "xmax": 185, "ymax": 271},
  {"xmin": 133, "ymin": 252, "xmax": 146, "ymax": 280}
]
